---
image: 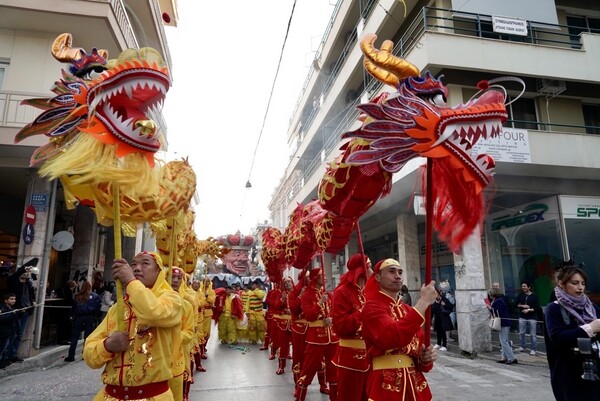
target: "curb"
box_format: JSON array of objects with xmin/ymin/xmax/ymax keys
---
[{"xmin": 0, "ymin": 340, "xmax": 83, "ymax": 379}]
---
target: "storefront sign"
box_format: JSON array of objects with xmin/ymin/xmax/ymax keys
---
[
  {"xmin": 492, "ymin": 15, "xmax": 528, "ymax": 36},
  {"xmin": 559, "ymin": 196, "xmax": 600, "ymax": 219},
  {"xmin": 471, "ymin": 127, "xmax": 531, "ymax": 163},
  {"xmin": 488, "ymin": 196, "xmax": 559, "ymax": 232}
]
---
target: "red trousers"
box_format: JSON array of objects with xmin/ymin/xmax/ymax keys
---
[
  {"xmin": 297, "ymin": 342, "xmax": 338, "ymax": 387},
  {"xmin": 337, "ymin": 368, "xmax": 367, "ymax": 401},
  {"xmin": 291, "ymin": 330, "xmax": 306, "ymax": 377},
  {"xmin": 274, "ymin": 325, "xmax": 292, "ymax": 358}
]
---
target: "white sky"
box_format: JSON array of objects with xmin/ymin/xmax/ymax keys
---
[{"xmin": 162, "ymin": 0, "xmax": 335, "ymax": 239}]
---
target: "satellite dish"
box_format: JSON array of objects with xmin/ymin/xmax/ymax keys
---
[{"xmin": 51, "ymin": 231, "xmax": 74, "ymax": 251}]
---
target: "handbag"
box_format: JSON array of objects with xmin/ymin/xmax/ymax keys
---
[{"xmin": 489, "ymin": 310, "xmax": 502, "ymax": 331}]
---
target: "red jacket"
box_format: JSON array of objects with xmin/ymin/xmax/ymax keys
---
[
  {"xmin": 301, "ymin": 284, "xmax": 338, "ymax": 345},
  {"xmin": 332, "ymin": 282, "xmax": 369, "ymax": 371},
  {"xmin": 213, "ymin": 289, "xmax": 244, "ymax": 321}
]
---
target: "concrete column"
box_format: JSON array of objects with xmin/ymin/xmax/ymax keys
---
[
  {"xmin": 453, "ymin": 226, "xmax": 492, "ymax": 355},
  {"xmin": 343, "ymin": 234, "xmax": 359, "ymax": 274},
  {"xmin": 322, "ymin": 252, "xmax": 334, "ymax": 291},
  {"xmin": 20, "ymin": 176, "xmax": 54, "ymax": 357},
  {"xmin": 396, "ymin": 214, "xmax": 419, "ymax": 299},
  {"xmin": 70, "ymin": 205, "xmax": 96, "ymax": 283}
]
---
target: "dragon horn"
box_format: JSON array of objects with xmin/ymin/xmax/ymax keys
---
[
  {"xmin": 360, "ymin": 33, "xmax": 420, "ymax": 87},
  {"xmin": 51, "ymin": 33, "xmax": 108, "ymax": 63},
  {"xmin": 52, "ymin": 33, "xmax": 84, "ymax": 62}
]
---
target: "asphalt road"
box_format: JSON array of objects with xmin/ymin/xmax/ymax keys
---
[{"xmin": 0, "ymin": 327, "xmax": 555, "ymax": 401}]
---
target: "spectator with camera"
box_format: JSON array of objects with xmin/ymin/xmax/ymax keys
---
[
  {"xmin": 544, "ymin": 263, "xmax": 600, "ymax": 400},
  {"xmin": 6, "ymin": 258, "xmax": 38, "ymax": 362}
]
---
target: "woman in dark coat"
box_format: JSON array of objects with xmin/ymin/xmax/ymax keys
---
[
  {"xmin": 544, "ymin": 265, "xmax": 600, "ymax": 400},
  {"xmin": 64, "ymin": 281, "xmax": 101, "ymax": 362},
  {"xmin": 489, "ymin": 288, "xmax": 517, "ymax": 364},
  {"xmin": 431, "ymin": 290, "xmax": 454, "ymax": 351}
]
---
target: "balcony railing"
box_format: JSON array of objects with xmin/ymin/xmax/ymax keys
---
[{"xmin": 0, "ymin": 90, "xmax": 44, "ymax": 128}]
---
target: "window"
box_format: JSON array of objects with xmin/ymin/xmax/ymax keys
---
[
  {"xmin": 582, "ymin": 104, "xmax": 600, "ymax": 135},
  {"xmin": 566, "ymin": 16, "xmax": 600, "ymax": 49},
  {"xmin": 0, "ymin": 62, "xmax": 8, "ymax": 89},
  {"xmin": 505, "ymin": 97, "xmax": 539, "ymax": 130}
]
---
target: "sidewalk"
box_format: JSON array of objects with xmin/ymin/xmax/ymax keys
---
[
  {"xmin": 0, "ymin": 341, "xmax": 83, "ymax": 379},
  {"xmin": 443, "ymin": 331, "xmax": 548, "ymax": 368}
]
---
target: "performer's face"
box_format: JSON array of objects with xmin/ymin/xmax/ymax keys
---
[
  {"xmin": 376, "ymin": 265, "xmax": 403, "ymax": 295},
  {"xmin": 131, "ymin": 254, "xmax": 160, "ymax": 288},
  {"xmin": 171, "ymin": 273, "xmax": 182, "ymax": 291},
  {"xmin": 191, "ymin": 281, "xmax": 200, "ymax": 291}
]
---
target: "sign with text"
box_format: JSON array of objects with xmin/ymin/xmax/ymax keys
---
[
  {"xmin": 559, "ymin": 196, "xmax": 600, "ymax": 220},
  {"xmin": 492, "ymin": 15, "xmax": 528, "ymax": 36},
  {"xmin": 471, "ymin": 127, "xmax": 531, "ymax": 163}
]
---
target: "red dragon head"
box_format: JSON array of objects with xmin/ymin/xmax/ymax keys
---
[{"xmin": 343, "ymin": 34, "xmax": 510, "ymax": 249}]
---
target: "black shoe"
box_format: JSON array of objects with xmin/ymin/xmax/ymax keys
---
[
  {"xmin": 0, "ymin": 360, "xmax": 10, "ymax": 368},
  {"xmin": 506, "ymin": 359, "xmax": 518, "ymax": 365},
  {"xmin": 10, "ymin": 358, "xmax": 24, "ymax": 363},
  {"xmin": 496, "ymin": 359, "xmax": 507, "ymax": 363},
  {"xmin": 64, "ymin": 357, "xmax": 75, "ymax": 362}
]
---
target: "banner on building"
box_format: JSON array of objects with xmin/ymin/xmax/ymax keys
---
[{"xmin": 559, "ymin": 196, "xmax": 600, "ymax": 220}]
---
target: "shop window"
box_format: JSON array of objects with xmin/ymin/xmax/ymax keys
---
[
  {"xmin": 505, "ymin": 97, "xmax": 539, "ymax": 130},
  {"xmin": 582, "ymin": 104, "xmax": 600, "ymax": 135},
  {"xmin": 563, "ymin": 218, "xmax": 600, "ymax": 304}
]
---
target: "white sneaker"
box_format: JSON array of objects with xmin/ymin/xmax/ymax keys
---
[
  {"xmin": 439, "ymin": 346, "xmax": 447, "ymax": 351},
  {"xmin": 433, "ymin": 344, "xmax": 440, "ymax": 349},
  {"xmin": 516, "ymin": 347, "xmax": 525, "ymax": 352},
  {"xmin": 530, "ymin": 350, "xmax": 536, "ymax": 356}
]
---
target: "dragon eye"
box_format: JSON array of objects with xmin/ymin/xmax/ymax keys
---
[
  {"xmin": 427, "ymin": 93, "xmax": 447, "ymax": 107},
  {"xmin": 80, "ymin": 66, "xmax": 107, "ymax": 80}
]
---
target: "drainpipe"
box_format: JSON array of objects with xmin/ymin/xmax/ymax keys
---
[{"xmin": 33, "ymin": 179, "xmax": 58, "ymax": 350}]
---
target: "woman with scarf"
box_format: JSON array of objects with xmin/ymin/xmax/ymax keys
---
[{"xmin": 545, "ymin": 264, "xmax": 600, "ymax": 400}]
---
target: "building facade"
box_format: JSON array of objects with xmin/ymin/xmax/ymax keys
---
[
  {"xmin": 269, "ymin": 0, "xmax": 600, "ymax": 353},
  {"xmin": 0, "ymin": 0, "xmax": 177, "ymax": 357}
]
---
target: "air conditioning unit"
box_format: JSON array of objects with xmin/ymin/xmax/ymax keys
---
[{"xmin": 537, "ymin": 78, "xmax": 566, "ymax": 95}]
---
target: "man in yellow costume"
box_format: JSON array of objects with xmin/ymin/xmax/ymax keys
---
[
  {"xmin": 168, "ymin": 267, "xmax": 195, "ymax": 401},
  {"xmin": 238, "ymin": 284, "xmax": 252, "ymax": 341},
  {"xmin": 191, "ymin": 280, "xmax": 206, "ymax": 371},
  {"xmin": 197, "ymin": 275, "xmax": 215, "ymax": 360},
  {"xmin": 247, "ymin": 281, "xmax": 266, "ymax": 345},
  {"xmin": 84, "ymin": 251, "xmax": 182, "ymax": 401}
]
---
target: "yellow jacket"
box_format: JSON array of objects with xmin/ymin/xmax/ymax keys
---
[
  {"xmin": 198, "ymin": 281, "xmax": 215, "ymax": 317},
  {"xmin": 84, "ymin": 270, "xmax": 182, "ymax": 386}
]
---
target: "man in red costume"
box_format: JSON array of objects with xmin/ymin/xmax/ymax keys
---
[
  {"xmin": 290, "ymin": 270, "xmax": 329, "ymax": 393},
  {"xmin": 295, "ymin": 268, "xmax": 339, "ymax": 401},
  {"xmin": 262, "ymin": 281, "xmax": 279, "ymax": 359},
  {"xmin": 361, "ymin": 259, "xmax": 438, "ymax": 401},
  {"xmin": 272, "ymin": 277, "xmax": 293, "ymax": 375},
  {"xmin": 332, "ymin": 254, "xmax": 371, "ymax": 401}
]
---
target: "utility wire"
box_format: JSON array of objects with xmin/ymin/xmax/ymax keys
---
[{"xmin": 245, "ymin": 0, "xmax": 297, "ymax": 186}]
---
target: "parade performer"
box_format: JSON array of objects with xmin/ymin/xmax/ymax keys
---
[
  {"xmin": 84, "ymin": 252, "xmax": 182, "ymax": 401},
  {"xmin": 361, "ymin": 259, "xmax": 438, "ymax": 401},
  {"xmin": 289, "ymin": 270, "xmax": 329, "ymax": 392},
  {"xmin": 181, "ymin": 272, "xmax": 202, "ymax": 397},
  {"xmin": 272, "ymin": 277, "xmax": 294, "ymax": 375},
  {"xmin": 168, "ymin": 267, "xmax": 195, "ymax": 401},
  {"xmin": 247, "ymin": 281, "xmax": 266, "ymax": 345},
  {"xmin": 262, "ymin": 282, "xmax": 280, "ymax": 359},
  {"xmin": 198, "ymin": 275, "xmax": 215, "ymax": 360},
  {"xmin": 238, "ymin": 285, "xmax": 251, "ymax": 341},
  {"xmin": 295, "ymin": 268, "xmax": 339, "ymax": 401},
  {"xmin": 332, "ymin": 254, "xmax": 371, "ymax": 401},
  {"xmin": 214, "ymin": 286, "xmax": 243, "ymax": 345}
]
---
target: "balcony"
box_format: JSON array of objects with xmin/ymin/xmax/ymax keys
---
[{"xmin": 276, "ymin": 6, "xmax": 600, "ymax": 213}]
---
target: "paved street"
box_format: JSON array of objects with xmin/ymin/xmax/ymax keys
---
[{"xmin": 0, "ymin": 327, "xmax": 554, "ymax": 401}]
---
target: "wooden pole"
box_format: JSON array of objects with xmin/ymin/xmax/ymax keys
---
[
  {"xmin": 355, "ymin": 221, "xmax": 369, "ymax": 278},
  {"xmin": 424, "ymin": 159, "xmax": 434, "ymax": 345},
  {"xmin": 113, "ymin": 184, "xmax": 125, "ymax": 331}
]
